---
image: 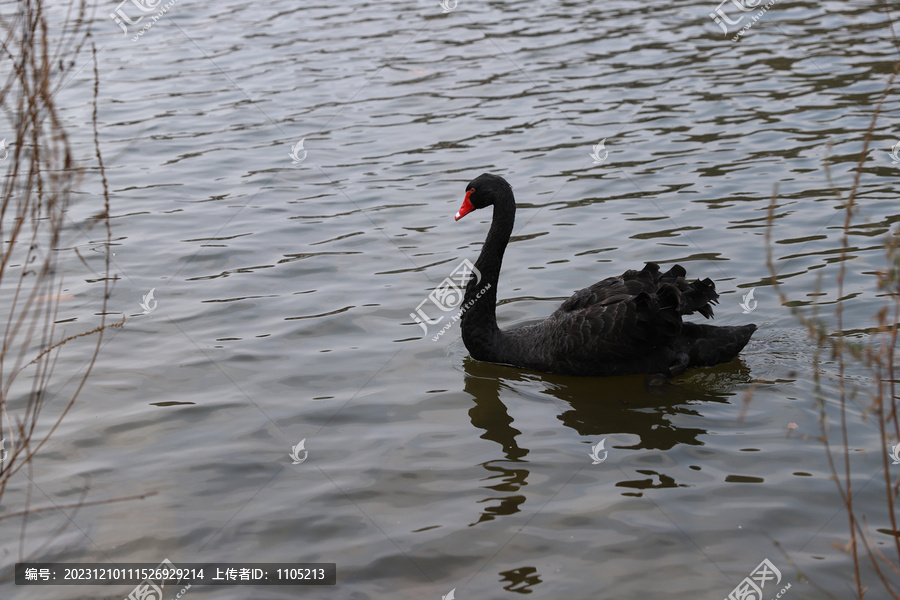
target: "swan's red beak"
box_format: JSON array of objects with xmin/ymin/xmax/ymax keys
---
[{"xmin": 455, "ymin": 190, "xmax": 475, "ymax": 221}]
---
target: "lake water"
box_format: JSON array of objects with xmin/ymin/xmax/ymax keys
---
[{"xmin": 2, "ymin": 0, "xmax": 899, "ymax": 598}]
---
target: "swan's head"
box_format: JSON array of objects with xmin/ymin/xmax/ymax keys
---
[{"xmin": 455, "ymin": 173, "xmax": 512, "ymax": 221}]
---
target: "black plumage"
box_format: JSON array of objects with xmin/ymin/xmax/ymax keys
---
[{"xmin": 455, "ymin": 173, "xmax": 756, "ymax": 377}]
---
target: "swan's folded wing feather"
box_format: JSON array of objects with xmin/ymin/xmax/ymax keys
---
[
  {"xmin": 555, "ymin": 263, "xmax": 718, "ymax": 319},
  {"xmin": 544, "ymin": 288, "xmax": 681, "ymax": 367},
  {"xmin": 557, "ymin": 264, "xmax": 660, "ymax": 313}
]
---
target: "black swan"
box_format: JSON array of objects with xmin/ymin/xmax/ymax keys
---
[{"xmin": 453, "ymin": 173, "xmax": 756, "ymax": 377}]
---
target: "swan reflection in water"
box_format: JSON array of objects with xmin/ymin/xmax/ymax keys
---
[{"xmin": 460, "ymin": 354, "xmax": 754, "ymax": 527}]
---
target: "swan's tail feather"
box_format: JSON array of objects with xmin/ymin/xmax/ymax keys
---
[{"xmin": 678, "ymin": 322, "xmax": 757, "ymax": 367}]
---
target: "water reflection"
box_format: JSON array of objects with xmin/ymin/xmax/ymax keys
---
[
  {"xmin": 464, "ymin": 359, "xmax": 528, "ymax": 527},
  {"xmin": 499, "ymin": 566, "xmax": 542, "ymax": 594},
  {"xmin": 545, "ymin": 366, "xmax": 753, "ymax": 450},
  {"xmin": 461, "ymin": 356, "xmax": 754, "ymax": 518}
]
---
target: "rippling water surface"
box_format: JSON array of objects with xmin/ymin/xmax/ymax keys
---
[{"xmin": 2, "ymin": 0, "xmax": 899, "ymax": 598}]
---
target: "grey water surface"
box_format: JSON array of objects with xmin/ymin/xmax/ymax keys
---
[{"xmin": 2, "ymin": 0, "xmax": 899, "ymax": 598}]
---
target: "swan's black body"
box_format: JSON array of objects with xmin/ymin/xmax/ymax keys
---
[{"xmin": 456, "ymin": 173, "xmax": 756, "ymax": 377}]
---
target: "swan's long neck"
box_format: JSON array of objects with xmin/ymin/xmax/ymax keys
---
[{"xmin": 460, "ymin": 189, "xmax": 515, "ymax": 363}]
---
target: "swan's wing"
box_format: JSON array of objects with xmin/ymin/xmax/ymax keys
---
[
  {"xmin": 536, "ymin": 285, "xmax": 678, "ymax": 368},
  {"xmin": 500, "ymin": 263, "xmax": 733, "ymax": 375},
  {"xmin": 556, "ymin": 263, "xmax": 718, "ymax": 318},
  {"xmin": 548, "ymin": 288, "xmax": 750, "ymax": 372}
]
